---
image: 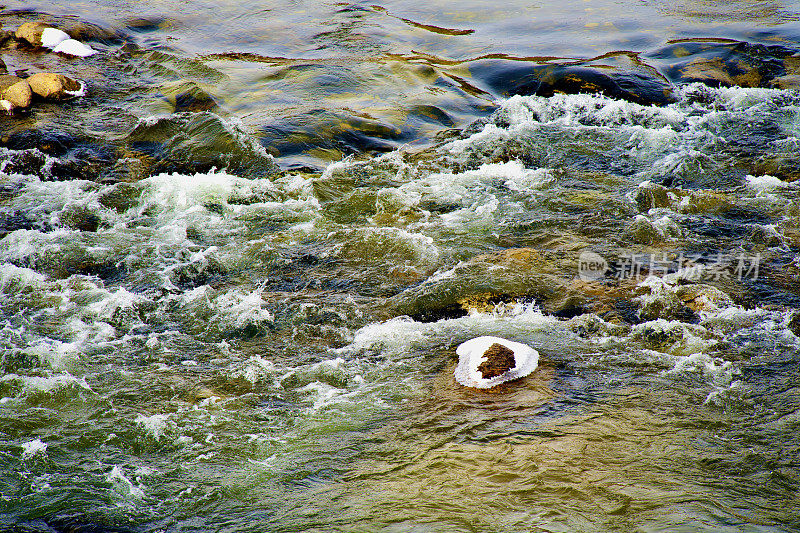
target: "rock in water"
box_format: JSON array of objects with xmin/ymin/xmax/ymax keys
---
[
  {"xmin": 3, "ymin": 80, "xmax": 32, "ymax": 108},
  {"xmin": 15, "ymin": 21, "xmax": 49, "ymax": 47},
  {"xmin": 454, "ymin": 336, "xmax": 539, "ymax": 389},
  {"xmin": 41, "ymin": 27, "xmax": 71, "ymax": 49},
  {"xmin": 26, "ymin": 73, "xmax": 82, "ymax": 100}
]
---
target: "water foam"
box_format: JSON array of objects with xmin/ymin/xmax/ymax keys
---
[{"xmin": 21, "ymin": 439, "xmax": 48, "ymax": 459}]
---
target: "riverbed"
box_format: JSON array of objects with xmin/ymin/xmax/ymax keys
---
[{"xmin": 2, "ymin": 1, "xmax": 800, "ymax": 531}]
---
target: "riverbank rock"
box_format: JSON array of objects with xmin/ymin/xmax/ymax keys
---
[
  {"xmin": 27, "ymin": 73, "xmax": 82, "ymax": 100},
  {"xmin": 3, "ymin": 80, "xmax": 32, "ymax": 108},
  {"xmin": 15, "ymin": 21, "xmax": 57, "ymax": 47},
  {"xmin": 454, "ymin": 336, "xmax": 540, "ymax": 389}
]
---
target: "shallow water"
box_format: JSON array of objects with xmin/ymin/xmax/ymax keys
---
[{"xmin": 2, "ymin": 1, "xmax": 800, "ymax": 532}]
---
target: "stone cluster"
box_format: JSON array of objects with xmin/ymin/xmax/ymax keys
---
[{"xmin": 0, "ymin": 20, "xmax": 94, "ymax": 114}]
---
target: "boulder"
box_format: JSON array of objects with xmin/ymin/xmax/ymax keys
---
[
  {"xmin": 3, "ymin": 80, "xmax": 32, "ymax": 108},
  {"xmin": 27, "ymin": 73, "xmax": 82, "ymax": 100},
  {"xmin": 15, "ymin": 21, "xmax": 50, "ymax": 47}
]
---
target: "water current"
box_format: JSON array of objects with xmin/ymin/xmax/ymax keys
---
[{"xmin": 2, "ymin": 1, "xmax": 800, "ymax": 532}]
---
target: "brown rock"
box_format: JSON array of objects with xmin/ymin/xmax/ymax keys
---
[
  {"xmin": 3, "ymin": 80, "xmax": 32, "ymax": 108},
  {"xmin": 15, "ymin": 21, "xmax": 50, "ymax": 47},
  {"xmin": 27, "ymin": 72, "xmax": 81, "ymax": 100},
  {"xmin": 477, "ymin": 343, "xmax": 516, "ymax": 379},
  {"xmin": 0, "ymin": 30, "xmax": 13, "ymax": 47},
  {"xmin": 0, "ymin": 74, "xmax": 21, "ymax": 92}
]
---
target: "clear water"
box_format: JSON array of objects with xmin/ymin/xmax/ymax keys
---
[{"xmin": 1, "ymin": 1, "xmax": 800, "ymax": 532}]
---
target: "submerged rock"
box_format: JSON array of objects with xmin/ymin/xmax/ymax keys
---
[
  {"xmin": 472, "ymin": 58, "xmax": 676, "ymax": 106},
  {"xmin": 454, "ymin": 336, "xmax": 539, "ymax": 389},
  {"xmin": 655, "ymin": 40, "xmax": 796, "ymax": 89}
]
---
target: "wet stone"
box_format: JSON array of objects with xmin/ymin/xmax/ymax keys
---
[
  {"xmin": 0, "ymin": 148, "xmax": 47, "ymax": 176},
  {"xmin": 477, "ymin": 343, "xmax": 516, "ymax": 379},
  {"xmin": 474, "ymin": 60, "xmax": 675, "ymax": 106},
  {"xmin": 58, "ymin": 19, "xmax": 118, "ymax": 43},
  {"xmin": 98, "ymin": 182, "xmax": 142, "ymax": 212},
  {"xmin": 15, "ymin": 21, "xmax": 50, "ymax": 47},
  {"xmin": 635, "ymin": 182, "xmax": 671, "ymax": 212},
  {"xmin": 27, "ymin": 72, "xmax": 81, "ymax": 100},
  {"xmin": 3, "ymin": 80, "xmax": 32, "ymax": 108},
  {"xmin": 59, "ymin": 205, "xmax": 101, "ymax": 232},
  {"xmin": 162, "ymin": 82, "xmax": 219, "ymax": 112}
]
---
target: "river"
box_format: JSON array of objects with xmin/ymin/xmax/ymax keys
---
[{"xmin": 1, "ymin": 1, "xmax": 800, "ymax": 532}]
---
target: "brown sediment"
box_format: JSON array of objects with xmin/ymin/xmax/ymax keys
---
[{"xmin": 477, "ymin": 343, "xmax": 515, "ymax": 379}]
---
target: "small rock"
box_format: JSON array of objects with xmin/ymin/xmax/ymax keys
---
[
  {"xmin": 0, "ymin": 99, "xmax": 13, "ymax": 113},
  {"xmin": 674, "ymin": 284, "xmax": 734, "ymax": 314},
  {"xmin": 3, "ymin": 80, "xmax": 32, "ymax": 108},
  {"xmin": 15, "ymin": 21, "xmax": 50, "ymax": 47},
  {"xmin": 0, "ymin": 74, "xmax": 22, "ymax": 92},
  {"xmin": 477, "ymin": 343, "xmax": 517, "ymax": 379},
  {"xmin": 26, "ymin": 72, "xmax": 82, "ymax": 100}
]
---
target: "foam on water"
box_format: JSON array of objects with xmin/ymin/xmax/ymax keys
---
[
  {"xmin": 339, "ymin": 303, "xmax": 558, "ymax": 361},
  {"xmin": 40, "ymin": 27, "xmax": 70, "ymax": 49},
  {"xmin": 21, "ymin": 438, "xmax": 48, "ymax": 459},
  {"xmin": 745, "ymin": 174, "xmax": 789, "ymax": 192},
  {"xmin": 2, "ymin": 372, "xmax": 92, "ymax": 398},
  {"xmin": 106, "ymin": 466, "xmax": 145, "ymax": 499},
  {"xmin": 135, "ymin": 413, "xmax": 173, "ymax": 441}
]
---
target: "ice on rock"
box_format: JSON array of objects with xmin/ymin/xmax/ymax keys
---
[
  {"xmin": 53, "ymin": 39, "xmax": 98, "ymax": 57},
  {"xmin": 454, "ymin": 335, "xmax": 539, "ymax": 389},
  {"xmin": 41, "ymin": 28, "xmax": 71, "ymax": 49}
]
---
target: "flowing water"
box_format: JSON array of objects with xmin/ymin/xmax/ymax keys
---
[{"xmin": 2, "ymin": 1, "xmax": 800, "ymax": 532}]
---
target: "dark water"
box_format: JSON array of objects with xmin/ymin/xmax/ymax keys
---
[{"xmin": 2, "ymin": 1, "xmax": 800, "ymax": 532}]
